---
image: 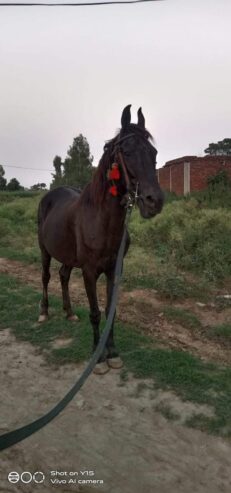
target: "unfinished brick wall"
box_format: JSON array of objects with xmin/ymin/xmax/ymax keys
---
[
  {"xmin": 190, "ymin": 157, "xmax": 231, "ymax": 192},
  {"xmin": 170, "ymin": 163, "xmax": 185, "ymax": 195},
  {"xmin": 158, "ymin": 156, "xmax": 231, "ymax": 195}
]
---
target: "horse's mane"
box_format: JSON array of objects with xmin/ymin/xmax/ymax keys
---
[{"xmin": 80, "ymin": 124, "xmax": 154, "ymax": 207}]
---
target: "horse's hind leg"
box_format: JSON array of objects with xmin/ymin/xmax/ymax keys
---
[
  {"xmin": 59, "ymin": 264, "xmax": 78, "ymax": 321},
  {"xmin": 38, "ymin": 248, "xmax": 51, "ymax": 323}
]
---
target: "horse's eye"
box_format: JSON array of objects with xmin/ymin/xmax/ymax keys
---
[{"xmin": 123, "ymin": 150, "xmax": 131, "ymax": 157}]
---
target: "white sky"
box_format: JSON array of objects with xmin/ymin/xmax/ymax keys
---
[{"xmin": 0, "ymin": 0, "xmax": 230, "ymax": 188}]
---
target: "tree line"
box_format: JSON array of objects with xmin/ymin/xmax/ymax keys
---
[
  {"xmin": 0, "ymin": 165, "xmax": 47, "ymax": 191},
  {"xmin": 1, "ymin": 136, "xmax": 230, "ymax": 192}
]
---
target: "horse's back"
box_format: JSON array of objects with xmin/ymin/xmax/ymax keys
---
[{"xmin": 38, "ymin": 186, "xmax": 81, "ymax": 225}]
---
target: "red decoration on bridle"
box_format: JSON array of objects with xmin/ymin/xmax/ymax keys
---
[
  {"xmin": 108, "ymin": 163, "xmax": 120, "ymax": 181},
  {"xmin": 108, "ymin": 185, "xmax": 118, "ymax": 196},
  {"xmin": 107, "ymin": 162, "xmax": 120, "ymax": 196}
]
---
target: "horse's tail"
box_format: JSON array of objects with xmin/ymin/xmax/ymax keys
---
[{"xmin": 37, "ymin": 192, "xmax": 51, "ymax": 228}]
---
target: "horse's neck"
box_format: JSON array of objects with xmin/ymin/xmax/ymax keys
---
[
  {"xmin": 104, "ymin": 196, "xmax": 126, "ymax": 230},
  {"xmin": 91, "ymin": 189, "xmax": 127, "ymax": 240}
]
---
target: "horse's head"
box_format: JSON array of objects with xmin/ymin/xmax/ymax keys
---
[{"xmin": 114, "ymin": 105, "xmax": 164, "ymax": 219}]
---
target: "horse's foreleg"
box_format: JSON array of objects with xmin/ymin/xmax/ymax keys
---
[
  {"xmin": 105, "ymin": 267, "xmax": 123, "ymax": 369},
  {"xmin": 82, "ymin": 268, "xmax": 109, "ymax": 374},
  {"xmin": 59, "ymin": 264, "xmax": 78, "ymax": 321},
  {"xmin": 38, "ymin": 248, "xmax": 51, "ymax": 323}
]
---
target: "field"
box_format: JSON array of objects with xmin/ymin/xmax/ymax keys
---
[{"xmin": 0, "ymin": 189, "xmax": 231, "ymax": 492}]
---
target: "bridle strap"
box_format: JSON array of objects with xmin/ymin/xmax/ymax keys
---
[
  {"xmin": 116, "ymin": 150, "xmax": 131, "ymax": 192},
  {"xmin": 107, "ymin": 132, "xmax": 141, "ymax": 206}
]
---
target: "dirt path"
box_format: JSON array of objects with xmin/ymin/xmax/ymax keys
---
[
  {"xmin": 0, "ymin": 257, "xmax": 230, "ymax": 365},
  {"xmin": 1, "ymin": 328, "xmax": 231, "ymax": 493}
]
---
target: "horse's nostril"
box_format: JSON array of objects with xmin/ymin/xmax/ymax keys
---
[{"xmin": 146, "ymin": 195, "xmax": 155, "ymax": 203}]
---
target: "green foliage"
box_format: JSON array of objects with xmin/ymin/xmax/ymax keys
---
[
  {"xmin": 207, "ymin": 169, "xmax": 230, "ymax": 189},
  {"xmin": 0, "ymin": 192, "xmax": 42, "ymax": 262},
  {"xmin": 204, "ymin": 138, "xmax": 231, "ymax": 156},
  {"xmin": 51, "ymin": 135, "xmax": 93, "ymax": 189},
  {"xmin": 30, "ymin": 182, "xmax": 46, "ymax": 191},
  {"xmin": 6, "ymin": 177, "xmax": 23, "ymax": 191},
  {"xmin": 130, "ymin": 198, "xmax": 231, "ymax": 280},
  {"xmin": 0, "ymin": 165, "xmax": 24, "ymax": 191},
  {"xmin": 0, "ymin": 190, "xmax": 40, "ymax": 202}
]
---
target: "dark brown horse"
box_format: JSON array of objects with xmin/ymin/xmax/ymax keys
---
[{"xmin": 38, "ymin": 105, "xmax": 164, "ymax": 373}]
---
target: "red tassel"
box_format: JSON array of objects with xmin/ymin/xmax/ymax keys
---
[
  {"xmin": 108, "ymin": 163, "xmax": 120, "ymax": 181},
  {"xmin": 109, "ymin": 185, "xmax": 118, "ymax": 196}
]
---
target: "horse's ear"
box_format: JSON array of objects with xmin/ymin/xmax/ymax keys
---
[
  {"xmin": 137, "ymin": 107, "xmax": 145, "ymax": 129},
  {"xmin": 121, "ymin": 105, "xmax": 131, "ymax": 129}
]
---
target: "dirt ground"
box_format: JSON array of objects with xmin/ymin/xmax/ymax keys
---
[
  {"xmin": 0, "ymin": 257, "xmax": 230, "ymax": 365},
  {"xmin": 1, "ymin": 258, "xmax": 231, "ymax": 493}
]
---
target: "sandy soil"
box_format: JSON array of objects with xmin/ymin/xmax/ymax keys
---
[
  {"xmin": 1, "ymin": 258, "xmax": 231, "ymax": 493},
  {"xmin": 1, "ymin": 329, "xmax": 231, "ymax": 493}
]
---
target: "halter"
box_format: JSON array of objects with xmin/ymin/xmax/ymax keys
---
[{"xmin": 105, "ymin": 132, "xmax": 140, "ymax": 208}]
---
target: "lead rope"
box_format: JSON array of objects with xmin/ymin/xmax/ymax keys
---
[{"xmin": 0, "ymin": 206, "xmax": 133, "ymax": 452}]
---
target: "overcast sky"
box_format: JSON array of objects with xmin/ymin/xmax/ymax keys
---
[{"xmin": 0, "ymin": 0, "xmax": 230, "ymax": 188}]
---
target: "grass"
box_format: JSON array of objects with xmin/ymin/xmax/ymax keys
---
[
  {"xmin": 163, "ymin": 306, "xmax": 202, "ymax": 330},
  {"xmin": 1, "ymin": 189, "xmax": 230, "ymax": 300},
  {"xmin": 0, "ymin": 191, "xmax": 42, "ymax": 263},
  {"xmin": 207, "ymin": 323, "xmax": 231, "ymax": 342},
  {"xmin": 1, "ymin": 272, "xmax": 231, "ymax": 438},
  {"xmin": 123, "ymin": 245, "xmax": 211, "ymax": 301},
  {"xmin": 130, "ymin": 198, "xmax": 231, "ymax": 281}
]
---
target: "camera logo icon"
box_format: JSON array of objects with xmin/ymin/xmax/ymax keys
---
[
  {"xmin": 8, "ymin": 471, "xmax": 45, "ymax": 484},
  {"xmin": 8, "ymin": 472, "xmax": 20, "ymax": 484}
]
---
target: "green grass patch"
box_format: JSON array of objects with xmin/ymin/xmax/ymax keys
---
[
  {"xmin": 124, "ymin": 263, "xmax": 210, "ymax": 301},
  {"xmin": 130, "ymin": 199, "xmax": 231, "ymax": 281},
  {"xmin": 0, "ymin": 191, "xmax": 42, "ymax": 263},
  {"xmin": 208, "ymin": 323, "xmax": 231, "ymax": 341},
  {"xmin": 0, "ymin": 272, "xmax": 231, "ymax": 437},
  {"xmin": 163, "ymin": 306, "xmax": 202, "ymax": 330}
]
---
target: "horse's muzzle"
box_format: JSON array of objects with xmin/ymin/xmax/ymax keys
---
[{"xmin": 138, "ymin": 190, "xmax": 164, "ymax": 218}]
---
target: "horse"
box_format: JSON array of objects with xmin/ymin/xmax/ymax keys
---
[{"xmin": 37, "ymin": 105, "xmax": 164, "ymax": 374}]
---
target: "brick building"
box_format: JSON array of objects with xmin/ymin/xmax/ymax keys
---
[{"xmin": 157, "ymin": 155, "xmax": 231, "ymax": 195}]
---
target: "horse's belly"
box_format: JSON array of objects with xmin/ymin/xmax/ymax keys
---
[{"xmin": 41, "ymin": 215, "xmax": 79, "ymax": 267}]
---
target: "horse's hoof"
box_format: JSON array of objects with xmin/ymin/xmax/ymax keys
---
[
  {"xmin": 93, "ymin": 362, "xmax": 110, "ymax": 375},
  {"xmin": 67, "ymin": 314, "xmax": 79, "ymax": 322},
  {"xmin": 38, "ymin": 314, "xmax": 48, "ymax": 323},
  {"xmin": 107, "ymin": 357, "xmax": 123, "ymax": 369}
]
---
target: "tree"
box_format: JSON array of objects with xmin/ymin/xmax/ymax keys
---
[
  {"xmin": 0, "ymin": 165, "xmax": 7, "ymax": 190},
  {"xmin": 30, "ymin": 183, "xmax": 47, "ymax": 191},
  {"xmin": 50, "ymin": 135, "xmax": 93, "ymax": 190},
  {"xmin": 204, "ymin": 138, "xmax": 231, "ymax": 156},
  {"xmin": 50, "ymin": 156, "xmax": 64, "ymax": 189},
  {"xmin": 6, "ymin": 177, "xmax": 22, "ymax": 191}
]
